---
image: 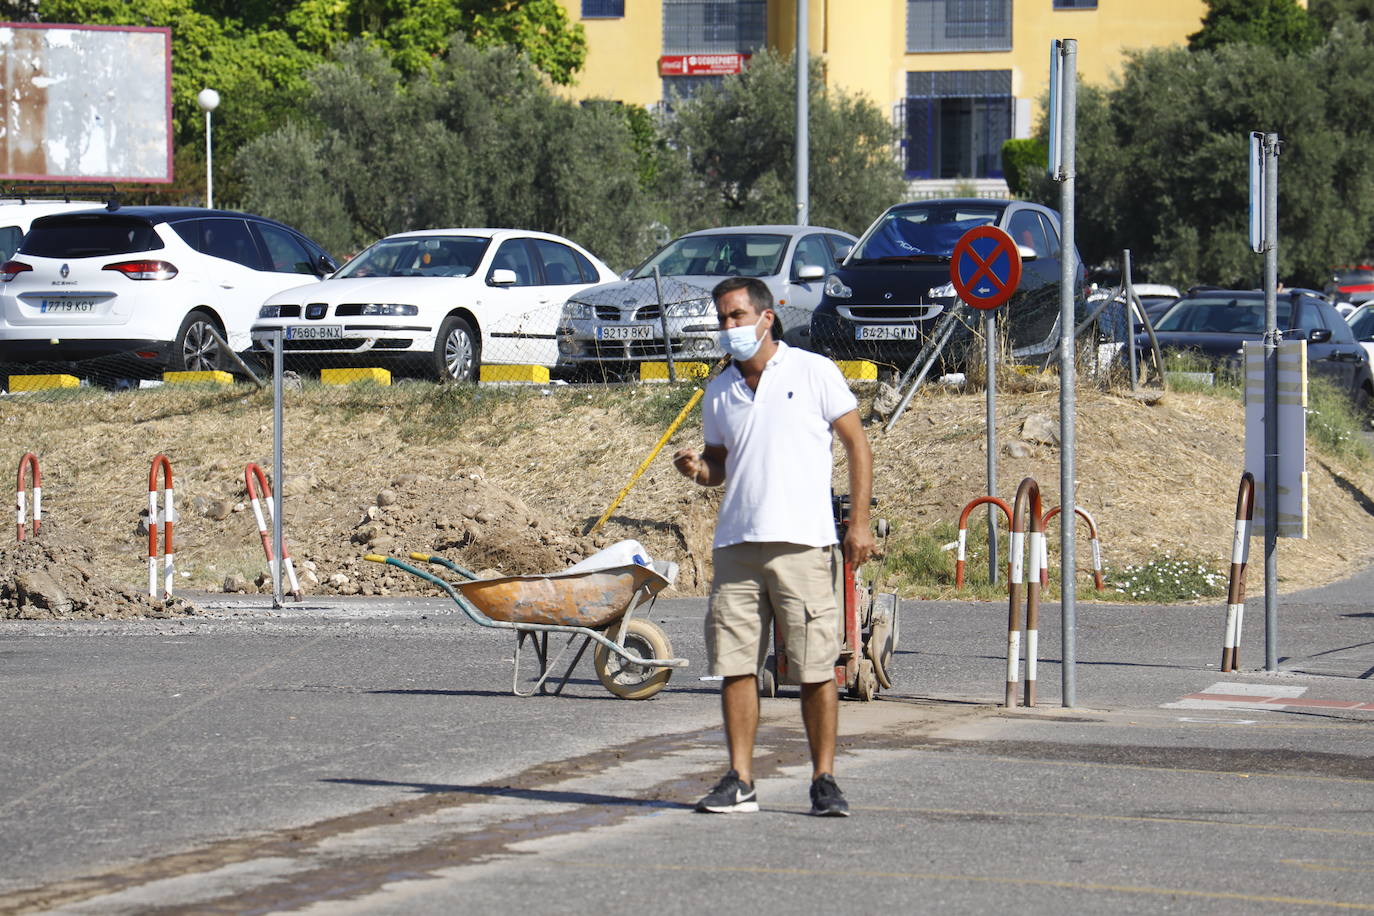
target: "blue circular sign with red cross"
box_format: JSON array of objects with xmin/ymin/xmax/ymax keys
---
[{"xmin": 950, "ymin": 225, "xmax": 1022, "ymax": 311}]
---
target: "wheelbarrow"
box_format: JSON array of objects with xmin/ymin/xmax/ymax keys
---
[{"xmin": 364, "ymin": 541, "xmax": 688, "ymax": 700}]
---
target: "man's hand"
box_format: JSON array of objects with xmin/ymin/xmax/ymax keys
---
[
  {"xmin": 672, "ymin": 447, "xmax": 704, "ymax": 482},
  {"xmin": 843, "ymin": 522, "xmax": 876, "ymax": 566},
  {"xmin": 673, "ymin": 444, "xmax": 726, "ymax": 487}
]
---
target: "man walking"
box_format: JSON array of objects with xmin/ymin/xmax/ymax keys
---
[{"xmin": 673, "ymin": 276, "xmax": 874, "ymax": 817}]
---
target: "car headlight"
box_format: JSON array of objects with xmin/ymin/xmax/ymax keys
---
[
  {"xmin": 360, "ymin": 303, "xmax": 418, "ymax": 316},
  {"xmin": 258, "ymin": 304, "xmax": 287, "ymax": 318},
  {"xmin": 928, "ymin": 282, "xmax": 956, "ymax": 299},
  {"xmin": 665, "ymin": 297, "xmax": 712, "ymax": 318},
  {"xmin": 824, "ymin": 274, "xmax": 852, "ymax": 298},
  {"xmin": 564, "ymin": 301, "xmax": 593, "ymax": 319}
]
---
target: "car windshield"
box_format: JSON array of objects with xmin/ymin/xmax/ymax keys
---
[
  {"xmin": 21, "ymin": 215, "xmax": 163, "ymax": 257},
  {"xmin": 336, "ymin": 236, "xmax": 489, "ymax": 279},
  {"xmin": 1334, "ymin": 267, "xmax": 1374, "ymax": 287},
  {"xmin": 630, "ymin": 233, "xmax": 788, "ymax": 279},
  {"xmin": 1350, "ymin": 308, "xmax": 1374, "ymax": 341},
  {"xmin": 850, "ymin": 203, "xmax": 1003, "ymax": 263},
  {"xmin": 1154, "ymin": 297, "xmax": 1292, "ymax": 333}
]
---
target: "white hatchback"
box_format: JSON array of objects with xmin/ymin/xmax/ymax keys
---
[
  {"xmin": 250, "ymin": 228, "xmax": 618, "ymax": 381},
  {"xmin": 0, "ymin": 205, "xmax": 336, "ymax": 378}
]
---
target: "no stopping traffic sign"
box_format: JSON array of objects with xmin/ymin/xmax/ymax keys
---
[{"xmin": 950, "ymin": 225, "xmax": 1022, "ymax": 311}]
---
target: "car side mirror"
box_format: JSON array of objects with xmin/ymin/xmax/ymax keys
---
[
  {"xmin": 1309, "ymin": 327, "xmax": 1333, "ymax": 343},
  {"xmin": 1017, "ymin": 244, "xmax": 1038, "ymax": 261},
  {"xmin": 316, "ymin": 254, "xmax": 337, "ymax": 276},
  {"xmin": 489, "ymin": 268, "xmax": 518, "ymax": 286},
  {"xmin": 835, "ymin": 244, "xmax": 853, "ymax": 261},
  {"xmin": 796, "ymin": 263, "xmax": 825, "ymax": 282}
]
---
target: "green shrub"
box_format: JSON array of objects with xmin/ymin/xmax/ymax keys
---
[{"xmin": 1001, "ymin": 138, "xmax": 1048, "ymax": 198}]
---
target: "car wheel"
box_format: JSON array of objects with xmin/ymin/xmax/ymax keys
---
[
  {"xmin": 433, "ymin": 315, "xmax": 479, "ymax": 382},
  {"xmin": 174, "ymin": 312, "xmax": 223, "ymax": 372}
]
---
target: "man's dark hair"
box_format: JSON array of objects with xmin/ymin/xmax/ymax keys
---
[{"xmin": 712, "ymin": 276, "xmax": 773, "ymax": 314}]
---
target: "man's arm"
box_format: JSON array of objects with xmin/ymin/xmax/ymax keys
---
[
  {"xmin": 673, "ymin": 443, "xmax": 728, "ymax": 487},
  {"xmin": 832, "ymin": 409, "xmax": 875, "ymax": 565}
]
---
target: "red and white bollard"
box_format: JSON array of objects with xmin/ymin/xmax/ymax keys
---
[
  {"xmin": 148, "ymin": 454, "xmax": 174, "ymax": 599},
  {"xmin": 245, "ymin": 463, "xmax": 301, "ymax": 600},
  {"xmin": 1040, "ymin": 505, "xmax": 1106, "ymax": 591},
  {"xmin": 954, "ymin": 495, "xmax": 1012, "ymax": 589},
  {"xmin": 16, "ymin": 452, "xmax": 40, "ymax": 542},
  {"xmin": 1221, "ymin": 472, "xmax": 1255, "ymax": 673},
  {"xmin": 1006, "ymin": 477, "xmax": 1044, "ymax": 707}
]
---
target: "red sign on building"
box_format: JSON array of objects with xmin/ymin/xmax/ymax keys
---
[{"xmin": 658, "ymin": 53, "xmax": 749, "ymax": 76}]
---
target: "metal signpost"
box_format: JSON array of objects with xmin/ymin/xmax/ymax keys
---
[
  {"xmin": 795, "ymin": 0, "xmax": 809, "ymax": 226},
  {"xmin": 1048, "ymin": 38, "xmax": 1079, "ymax": 707},
  {"xmin": 1250, "ymin": 131, "xmax": 1282, "ymax": 671},
  {"xmin": 951, "ymin": 225, "xmax": 1023, "ymax": 586}
]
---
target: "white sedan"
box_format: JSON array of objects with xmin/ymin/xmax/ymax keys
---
[
  {"xmin": 1346, "ymin": 302, "xmax": 1374, "ymax": 365},
  {"xmin": 251, "ymin": 229, "xmax": 618, "ymax": 381}
]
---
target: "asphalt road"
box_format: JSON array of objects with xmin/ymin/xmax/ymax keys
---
[{"xmin": 0, "ymin": 578, "xmax": 1370, "ymax": 915}]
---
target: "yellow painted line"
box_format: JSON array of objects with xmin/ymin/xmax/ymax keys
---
[
  {"xmin": 822, "ymin": 805, "xmax": 1374, "ymax": 838},
  {"xmin": 555, "ymin": 860, "xmax": 1374, "ymax": 911},
  {"xmin": 1281, "ymin": 860, "xmax": 1374, "ymax": 874},
  {"xmin": 923, "ymin": 749, "xmax": 1374, "ymax": 787}
]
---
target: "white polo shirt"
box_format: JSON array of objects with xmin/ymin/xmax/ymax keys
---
[{"xmin": 702, "ymin": 342, "xmax": 858, "ymax": 549}]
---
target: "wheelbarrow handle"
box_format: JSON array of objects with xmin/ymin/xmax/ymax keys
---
[{"xmin": 408, "ymin": 551, "xmax": 481, "ymax": 581}]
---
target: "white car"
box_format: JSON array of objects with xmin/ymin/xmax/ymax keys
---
[
  {"xmin": 250, "ymin": 229, "xmax": 618, "ymax": 381},
  {"xmin": 1346, "ymin": 302, "xmax": 1374, "ymax": 364},
  {"xmin": 0, "ymin": 197, "xmax": 105, "ymax": 261},
  {"xmin": 0, "ymin": 205, "xmax": 336, "ymax": 378}
]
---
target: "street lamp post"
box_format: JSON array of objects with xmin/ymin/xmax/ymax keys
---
[{"xmin": 197, "ymin": 88, "xmax": 220, "ymax": 209}]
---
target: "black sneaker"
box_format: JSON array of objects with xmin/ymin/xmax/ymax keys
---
[
  {"xmin": 695, "ymin": 769, "xmax": 758, "ymax": 813},
  {"xmin": 809, "ymin": 773, "xmax": 850, "ymax": 817}
]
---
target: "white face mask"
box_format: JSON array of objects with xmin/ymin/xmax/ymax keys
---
[{"xmin": 718, "ymin": 313, "xmax": 768, "ymax": 361}]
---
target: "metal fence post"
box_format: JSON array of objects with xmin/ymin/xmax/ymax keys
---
[
  {"xmin": 1123, "ymin": 249, "xmax": 1137, "ymax": 393},
  {"xmin": 272, "ymin": 329, "xmax": 285, "ymax": 609},
  {"xmin": 653, "ymin": 267, "xmax": 676, "ymax": 383}
]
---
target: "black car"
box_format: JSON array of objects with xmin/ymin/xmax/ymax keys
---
[
  {"xmin": 1136, "ymin": 289, "xmax": 1373, "ymax": 404},
  {"xmin": 810, "ymin": 198, "xmax": 1084, "ymax": 369}
]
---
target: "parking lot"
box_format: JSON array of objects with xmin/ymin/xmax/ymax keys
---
[{"xmin": 2, "ymin": 577, "xmax": 1370, "ymax": 914}]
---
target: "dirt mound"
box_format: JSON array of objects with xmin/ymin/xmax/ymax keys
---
[
  {"xmin": 0, "ymin": 520, "xmax": 201, "ymax": 619},
  {"xmin": 2, "ymin": 382, "xmax": 1371, "ymax": 606},
  {"xmin": 281, "ymin": 469, "xmax": 604, "ymax": 598}
]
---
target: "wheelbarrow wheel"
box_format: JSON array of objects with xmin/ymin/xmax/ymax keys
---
[{"xmin": 594, "ymin": 618, "xmax": 674, "ymax": 700}]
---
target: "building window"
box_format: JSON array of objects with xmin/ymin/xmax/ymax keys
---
[
  {"xmin": 582, "ymin": 0, "xmax": 625, "ymax": 16},
  {"xmin": 1052, "ymin": 0, "xmax": 1096, "ymax": 7},
  {"xmin": 903, "ymin": 70, "xmax": 1013, "ymax": 180},
  {"xmin": 663, "ymin": 0, "xmax": 767, "ymax": 53},
  {"xmin": 907, "ymin": 0, "xmax": 1012, "ymax": 52}
]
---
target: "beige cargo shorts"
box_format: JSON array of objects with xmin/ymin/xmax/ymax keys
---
[{"xmin": 706, "ymin": 541, "xmax": 840, "ymax": 684}]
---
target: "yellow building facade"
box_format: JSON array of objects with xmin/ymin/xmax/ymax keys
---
[{"xmin": 556, "ymin": 1, "xmax": 1239, "ymax": 189}]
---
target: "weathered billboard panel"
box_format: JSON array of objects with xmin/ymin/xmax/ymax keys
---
[{"xmin": 0, "ymin": 23, "xmax": 173, "ymax": 183}]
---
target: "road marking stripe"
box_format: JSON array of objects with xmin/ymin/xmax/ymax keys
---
[
  {"xmin": 554, "ymin": 860, "xmax": 1374, "ymax": 911},
  {"xmin": 797, "ymin": 805, "xmax": 1374, "ymax": 837}
]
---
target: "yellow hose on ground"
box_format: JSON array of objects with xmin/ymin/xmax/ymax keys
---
[{"xmin": 586, "ymin": 387, "xmax": 705, "ymax": 536}]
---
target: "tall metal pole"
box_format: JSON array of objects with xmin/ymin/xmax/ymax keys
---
[
  {"xmin": 795, "ymin": 0, "xmax": 809, "ymax": 226},
  {"xmin": 985, "ymin": 310, "xmax": 999, "ymax": 584},
  {"xmin": 1057, "ymin": 39, "xmax": 1079, "ymax": 708},
  {"xmin": 1262, "ymin": 132, "xmax": 1280, "ymax": 672},
  {"xmin": 272, "ymin": 330, "xmax": 284, "ymax": 609},
  {"xmin": 204, "ymin": 110, "xmax": 213, "ymax": 210}
]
